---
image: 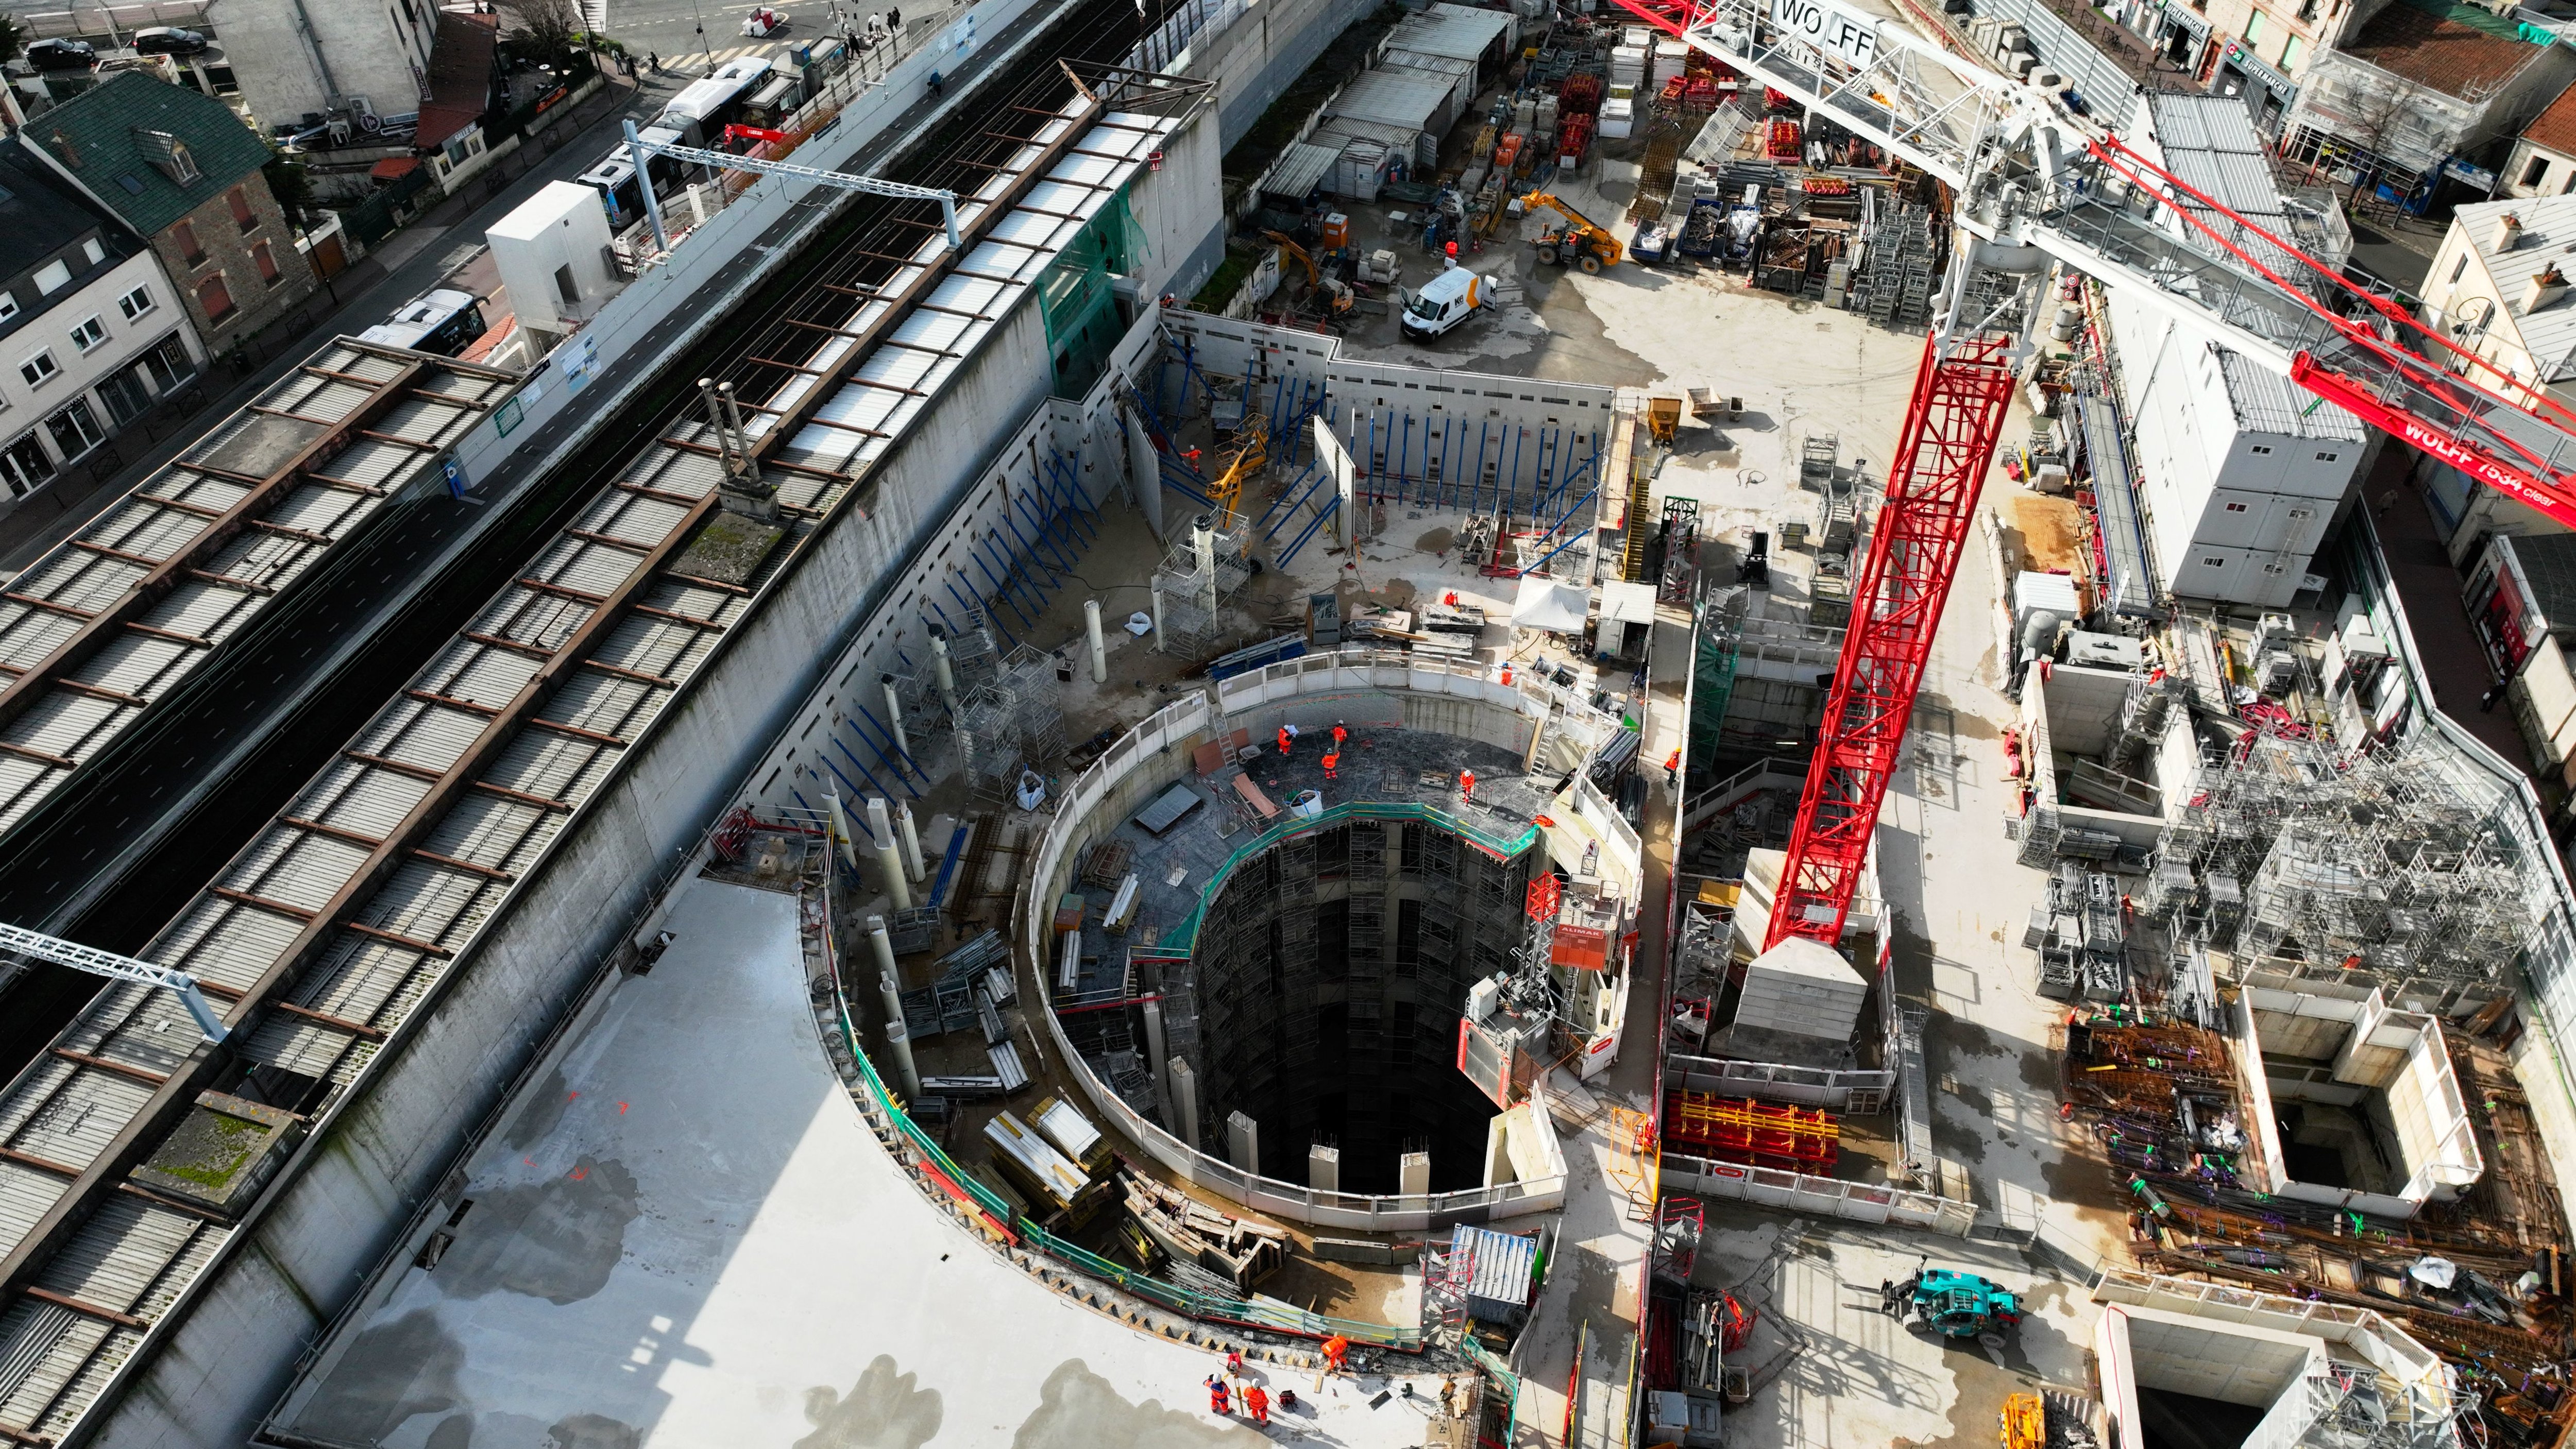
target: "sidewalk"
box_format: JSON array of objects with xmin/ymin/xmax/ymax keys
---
[{"xmin": 0, "ymin": 64, "xmax": 667, "ymax": 578}]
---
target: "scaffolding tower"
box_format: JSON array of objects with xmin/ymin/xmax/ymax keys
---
[
  {"xmin": 2155, "ymin": 736, "xmax": 2525, "ymax": 989},
  {"xmin": 1150, "ymin": 509, "xmax": 1257, "ymax": 660},
  {"xmin": 956, "ymin": 641, "xmax": 1069, "ymax": 803}
]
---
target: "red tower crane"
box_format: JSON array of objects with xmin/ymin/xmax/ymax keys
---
[{"xmin": 1603, "ymin": 0, "xmax": 2576, "ymax": 950}]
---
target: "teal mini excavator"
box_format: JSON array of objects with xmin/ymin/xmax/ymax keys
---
[{"xmin": 1886, "ymin": 1265, "xmax": 2023, "ymax": 1349}]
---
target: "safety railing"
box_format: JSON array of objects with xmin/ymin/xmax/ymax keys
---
[
  {"xmin": 817, "ymin": 859, "xmax": 1425, "ymax": 1350},
  {"xmin": 1150, "ymin": 800, "xmax": 1539, "ymax": 954},
  {"xmin": 1658, "ymin": 1151, "xmax": 1977, "ymax": 1235},
  {"xmin": 1020, "ymin": 659, "xmax": 1578, "ymax": 1229}
]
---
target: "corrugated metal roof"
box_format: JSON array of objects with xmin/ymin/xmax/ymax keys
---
[
  {"xmin": 2076, "ymin": 391, "xmax": 2163, "ymax": 620},
  {"xmin": 1327, "ymin": 69, "xmax": 1451, "ymax": 132},
  {"xmin": 2455, "ymin": 193, "xmax": 2576, "ymax": 382},
  {"xmin": 0, "ymin": 98, "xmax": 1180, "ymax": 1448},
  {"xmin": 1381, "ymin": 2, "xmax": 1513, "ymax": 62},
  {"xmin": 1261, "ymin": 141, "xmax": 1341, "ymax": 203},
  {"xmin": 2215, "ymin": 348, "xmax": 2366, "ymax": 439},
  {"xmin": 1458, "ymin": 1224, "xmax": 1537, "ymax": 1320},
  {"xmin": 0, "ymin": 340, "xmax": 514, "ymax": 840}
]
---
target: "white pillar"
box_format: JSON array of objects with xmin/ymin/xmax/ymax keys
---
[
  {"xmin": 1149, "ymin": 583, "xmax": 1167, "ymax": 654},
  {"xmin": 1309, "ymin": 1144, "xmax": 1341, "ymax": 1193},
  {"xmin": 1143, "ymin": 998, "xmax": 1171, "ymax": 1121},
  {"xmin": 868, "ymin": 913, "xmax": 901, "ymax": 981},
  {"xmin": 1226, "ymin": 1110, "xmax": 1261, "ymax": 1177},
  {"xmin": 869, "ymin": 917, "xmax": 921, "ymax": 1098},
  {"xmin": 929, "ymin": 634, "xmax": 960, "ymax": 717},
  {"xmin": 880, "ymin": 675, "xmax": 910, "ymax": 760},
  {"xmin": 1400, "ymin": 1151, "xmax": 1431, "ymax": 1197},
  {"xmin": 894, "ymin": 800, "xmax": 927, "ymax": 883},
  {"xmin": 826, "ymin": 791, "xmax": 859, "ymax": 875},
  {"xmin": 867, "ymin": 797, "xmax": 911, "ymax": 910},
  {"xmin": 687, "ymin": 182, "xmax": 707, "ymax": 225},
  {"xmin": 1084, "ymin": 599, "xmax": 1108, "ymax": 683}
]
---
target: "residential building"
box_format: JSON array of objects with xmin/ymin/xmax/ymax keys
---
[
  {"xmin": 2111, "ymin": 92, "xmax": 2375, "ymax": 608},
  {"xmin": 18, "ymin": 72, "xmax": 320, "ymax": 355},
  {"xmin": 2502, "ymin": 79, "xmax": 2576, "ymax": 196},
  {"xmin": 202, "ymin": 0, "xmax": 439, "ymax": 135},
  {"xmin": 2410, "ymin": 195, "xmax": 2576, "ymax": 554},
  {"xmin": 2280, "ymin": 0, "xmax": 2576, "ymax": 205},
  {"xmin": 2421, "ymin": 196, "xmax": 2576, "ymax": 389},
  {"xmin": 2194, "ymin": 0, "xmax": 2365, "ymax": 132},
  {"xmin": 0, "ymin": 146, "xmax": 205, "ymax": 518},
  {"xmin": 416, "ymin": 10, "xmax": 502, "ymax": 196}
]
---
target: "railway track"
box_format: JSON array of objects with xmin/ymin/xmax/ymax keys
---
[{"xmin": 0, "ymin": 0, "xmax": 1168, "ymax": 1084}]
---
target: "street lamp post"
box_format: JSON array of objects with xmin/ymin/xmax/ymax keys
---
[{"xmin": 690, "ymin": 0, "xmax": 713, "ymax": 74}]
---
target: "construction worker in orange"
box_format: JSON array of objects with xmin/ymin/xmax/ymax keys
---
[
  {"xmin": 1322, "ymin": 1334, "xmax": 1350, "ymax": 1374},
  {"xmin": 1322, "ymin": 751, "xmax": 1341, "ymax": 780},
  {"xmin": 1243, "ymin": 1384, "xmax": 1271, "ymax": 1424},
  {"xmin": 1206, "ymin": 1375, "xmax": 1232, "ymax": 1416},
  {"xmin": 1459, "ymin": 769, "xmax": 1476, "ymax": 804},
  {"xmin": 1277, "ymin": 723, "xmax": 1297, "ymax": 758},
  {"xmin": 1331, "ymin": 720, "xmax": 1348, "ymax": 750}
]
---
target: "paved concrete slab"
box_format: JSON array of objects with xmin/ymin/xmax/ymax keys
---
[
  {"xmin": 271, "ymin": 879, "xmax": 1449, "ymax": 1448},
  {"xmin": 1697, "ymin": 1210, "xmax": 2094, "ymax": 1449}
]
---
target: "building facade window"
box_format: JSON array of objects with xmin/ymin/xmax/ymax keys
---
[
  {"xmin": 2529, "ymin": 155, "xmax": 2551, "ymax": 187},
  {"xmin": 44, "ymin": 398, "xmax": 102, "ymax": 458},
  {"xmin": 172, "ymin": 219, "xmax": 203, "ymax": 265},
  {"xmin": 227, "ymin": 186, "xmax": 256, "ymax": 232},
  {"xmin": 116, "ymin": 284, "xmax": 152, "ymax": 321},
  {"xmin": 67, "ymin": 315, "xmax": 104, "ymax": 352},
  {"xmin": 19, "ymin": 350, "xmax": 57, "ymax": 387},
  {"xmin": 196, "ymin": 273, "xmax": 232, "ymax": 321},
  {"xmin": 252, "ymin": 240, "xmax": 280, "ymax": 284},
  {"xmin": 0, "ymin": 294, "xmax": 20, "ymax": 327},
  {"xmin": 95, "ymin": 364, "xmax": 151, "ymax": 425},
  {"xmin": 0, "ymin": 432, "xmax": 54, "ymax": 497},
  {"xmin": 32, "ymin": 260, "xmax": 70, "ymax": 295}
]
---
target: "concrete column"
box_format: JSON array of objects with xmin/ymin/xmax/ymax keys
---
[
  {"xmin": 880, "ymin": 675, "xmax": 910, "ymax": 760},
  {"xmin": 869, "ymin": 918, "xmax": 921, "ymax": 1098},
  {"xmin": 867, "ymin": 913, "xmax": 900, "ymax": 983},
  {"xmin": 1309, "ymin": 1144, "xmax": 1341, "ymax": 1193},
  {"xmin": 826, "ymin": 791, "xmax": 859, "ymax": 875},
  {"xmin": 1149, "ymin": 583, "xmax": 1167, "ymax": 653},
  {"xmin": 1400, "ymin": 1151, "xmax": 1431, "ymax": 1197},
  {"xmin": 1226, "ymin": 1110, "xmax": 1260, "ymax": 1177},
  {"xmin": 1170, "ymin": 1057, "xmax": 1200, "ymax": 1149},
  {"xmin": 929, "ymin": 634, "xmax": 961, "ymax": 717},
  {"xmin": 1142, "ymin": 998, "xmax": 1171, "ymax": 1120},
  {"xmin": 1084, "ymin": 599, "xmax": 1108, "ymax": 683},
  {"xmin": 894, "ymin": 800, "xmax": 926, "ymax": 883},
  {"xmin": 867, "ymin": 797, "xmax": 911, "ymax": 910}
]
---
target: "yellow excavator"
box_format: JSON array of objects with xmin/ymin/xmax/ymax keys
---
[
  {"xmin": 1517, "ymin": 191, "xmax": 1622, "ymax": 273},
  {"xmin": 1264, "ymin": 230, "xmax": 1354, "ymax": 323}
]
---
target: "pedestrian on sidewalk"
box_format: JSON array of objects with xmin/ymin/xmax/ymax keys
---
[
  {"xmin": 887, "ymin": 5, "xmax": 902, "ymax": 30},
  {"xmin": 648, "ymin": 50, "xmax": 659, "ymax": 72},
  {"xmin": 2482, "ymin": 685, "xmax": 2504, "ymax": 713}
]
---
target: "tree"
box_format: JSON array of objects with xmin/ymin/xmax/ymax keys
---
[
  {"xmin": 2333, "ymin": 75, "xmax": 2429, "ymax": 205},
  {"xmin": 498, "ymin": 0, "xmax": 582, "ymax": 67},
  {"xmin": 0, "ymin": 14, "xmax": 23, "ymax": 67}
]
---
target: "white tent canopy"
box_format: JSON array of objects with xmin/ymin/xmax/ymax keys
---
[{"xmin": 1512, "ymin": 577, "xmax": 1591, "ymax": 633}]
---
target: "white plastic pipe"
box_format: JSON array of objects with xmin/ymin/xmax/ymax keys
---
[
  {"xmin": 1150, "ymin": 583, "xmax": 1167, "ymax": 654},
  {"xmin": 895, "ymin": 800, "xmax": 926, "ymax": 883},
  {"xmin": 867, "ymin": 796, "xmax": 912, "ymax": 910},
  {"xmin": 868, "ymin": 913, "xmax": 901, "ymax": 983},
  {"xmin": 868, "ymin": 914, "xmax": 920, "ymax": 1097},
  {"xmin": 1084, "ymin": 599, "xmax": 1107, "ymax": 683}
]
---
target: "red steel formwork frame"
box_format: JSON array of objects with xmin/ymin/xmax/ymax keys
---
[{"xmin": 1767, "ymin": 333, "xmax": 2018, "ymax": 950}]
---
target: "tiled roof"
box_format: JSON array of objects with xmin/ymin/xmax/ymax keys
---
[
  {"xmin": 417, "ymin": 11, "xmax": 497, "ymax": 151},
  {"xmin": 19, "ymin": 71, "xmax": 275, "ymax": 237},
  {"xmin": 0, "ymin": 144, "xmax": 135, "ymax": 291},
  {"xmin": 2338, "ymin": 0, "xmax": 2551, "ymax": 102},
  {"xmin": 2523, "ymin": 75, "xmax": 2576, "ymax": 156}
]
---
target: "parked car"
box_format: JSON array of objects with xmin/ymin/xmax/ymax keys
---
[
  {"xmin": 25, "ymin": 38, "xmax": 97, "ymax": 70},
  {"xmin": 131, "ymin": 27, "xmax": 211, "ymax": 55}
]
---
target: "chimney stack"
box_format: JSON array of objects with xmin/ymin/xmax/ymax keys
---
[
  {"xmin": 2528, "ymin": 263, "xmax": 2569, "ymax": 315},
  {"xmin": 2498, "ymin": 211, "xmax": 2526, "ymax": 253}
]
